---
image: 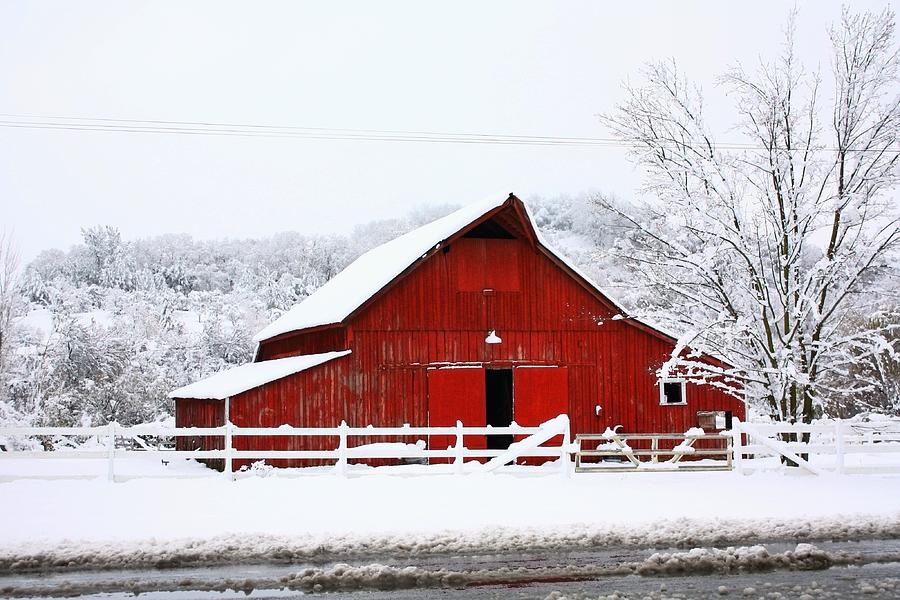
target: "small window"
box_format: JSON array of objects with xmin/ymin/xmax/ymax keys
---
[
  {"xmin": 697, "ymin": 410, "xmax": 729, "ymax": 430},
  {"xmin": 660, "ymin": 379, "xmax": 686, "ymax": 405}
]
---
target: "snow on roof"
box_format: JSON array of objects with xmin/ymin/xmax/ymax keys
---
[
  {"xmin": 520, "ymin": 202, "xmax": 630, "ymax": 318},
  {"xmin": 253, "ymin": 193, "xmax": 511, "ymax": 342},
  {"xmin": 169, "ymin": 350, "xmax": 351, "ymax": 400}
]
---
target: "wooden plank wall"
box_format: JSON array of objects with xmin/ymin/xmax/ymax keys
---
[
  {"xmin": 257, "ymin": 326, "xmax": 348, "ymax": 361},
  {"xmin": 174, "ymin": 397, "xmax": 225, "ymax": 471}
]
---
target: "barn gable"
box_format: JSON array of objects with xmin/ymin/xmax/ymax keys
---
[{"xmin": 252, "ymin": 194, "xmax": 527, "ymax": 343}]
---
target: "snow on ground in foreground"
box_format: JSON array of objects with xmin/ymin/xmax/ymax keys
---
[{"xmin": 0, "ymin": 465, "xmax": 899, "ymax": 571}]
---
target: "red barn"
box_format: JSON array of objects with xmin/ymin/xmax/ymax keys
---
[{"xmin": 171, "ymin": 193, "xmax": 743, "ymax": 469}]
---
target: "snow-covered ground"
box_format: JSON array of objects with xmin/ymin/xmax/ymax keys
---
[
  {"xmin": 0, "ymin": 461, "xmax": 898, "ymax": 573},
  {"xmin": 0, "ymin": 455, "xmax": 212, "ymax": 481}
]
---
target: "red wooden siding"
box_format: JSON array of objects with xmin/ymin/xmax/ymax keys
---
[
  {"xmin": 257, "ymin": 326, "xmax": 348, "ymax": 361},
  {"xmin": 455, "ymin": 239, "xmax": 521, "ymax": 292},
  {"xmin": 226, "ymin": 357, "xmax": 351, "ymax": 470},
  {"xmin": 174, "ymin": 397, "xmax": 225, "ymax": 470}
]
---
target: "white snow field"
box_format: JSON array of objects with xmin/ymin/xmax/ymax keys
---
[{"xmin": 0, "ymin": 464, "xmax": 899, "ymax": 571}]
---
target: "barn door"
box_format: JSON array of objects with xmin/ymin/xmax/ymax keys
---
[
  {"xmin": 513, "ymin": 366, "xmax": 569, "ymax": 456},
  {"xmin": 427, "ymin": 367, "xmax": 486, "ymax": 461}
]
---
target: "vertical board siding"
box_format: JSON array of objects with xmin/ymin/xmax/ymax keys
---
[
  {"xmin": 176, "ymin": 205, "xmax": 745, "ymax": 470},
  {"xmin": 257, "ymin": 327, "xmax": 348, "ymax": 361},
  {"xmin": 174, "ymin": 398, "xmax": 225, "ymax": 471}
]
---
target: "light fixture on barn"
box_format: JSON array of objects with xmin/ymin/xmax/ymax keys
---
[{"xmin": 485, "ymin": 330, "xmax": 502, "ymax": 344}]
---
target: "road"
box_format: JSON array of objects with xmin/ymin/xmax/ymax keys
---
[{"xmin": 1, "ymin": 539, "xmax": 898, "ymax": 599}]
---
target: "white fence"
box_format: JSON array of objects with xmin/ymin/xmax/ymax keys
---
[
  {"xmin": 568, "ymin": 419, "xmax": 900, "ymax": 476},
  {"xmin": 3, "ymin": 415, "xmax": 899, "ymax": 481},
  {"xmin": 0, "ymin": 415, "xmax": 573, "ymax": 481},
  {"xmin": 732, "ymin": 419, "xmax": 900, "ymax": 475}
]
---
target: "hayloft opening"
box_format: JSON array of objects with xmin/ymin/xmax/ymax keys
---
[
  {"xmin": 463, "ymin": 218, "xmax": 516, "ymax": 239},
  {"xmin": 485, "ymin": 368, "xmax": 514, "ymax": 449}
]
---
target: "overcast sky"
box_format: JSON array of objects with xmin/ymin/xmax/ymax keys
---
[{"xmin": 1, "ymin": 0, "xmax": 895, "ymax": 262}]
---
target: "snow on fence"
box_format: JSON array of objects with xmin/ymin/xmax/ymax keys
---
[
  {"xmin": 574, "ymin": 428, "xmax": 733, "ymax": 473},
  {"xmin": 0, "ymin": 415, "xmax": 573, "ymax": 482},
  {"xmin": 732, "ymin": 418, "xmax": 900, "ymax": 476}
]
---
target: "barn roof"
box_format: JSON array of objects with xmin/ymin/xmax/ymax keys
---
[
  {"xmin": 254, "ymin": 192, "xmax": 634, "ymax": 344},
  {"xmin": 168, "ymin": 350, "xmax": 351, "ymax": 399}
]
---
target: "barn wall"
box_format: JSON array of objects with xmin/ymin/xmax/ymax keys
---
[
  {"xmin": 257, "ymin": 326, "xmax": 348, "ymax": 361},
  {"xmin": 246, "ymin": 234, "xmax": 744, "ymax": 456},
  {"xmin": 174, "ymin": 398, "xmax": 226, "ymax": 471},
  {"xmin": 227, "ymin": 358, "xmax": 420, "ymax": 469}
]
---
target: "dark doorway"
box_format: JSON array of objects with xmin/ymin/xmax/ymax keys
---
[{"xmin": 485, "ymin": 369, "xmax": 514, "ymax": 449}]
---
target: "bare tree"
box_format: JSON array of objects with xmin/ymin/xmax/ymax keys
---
[
  {"xmin": 596, "ymin": 8, "xmax": 900, "ymax": 423},
  {"xmin": 0, "ymin": 230, "xmax": 20, "ymax": 374}
]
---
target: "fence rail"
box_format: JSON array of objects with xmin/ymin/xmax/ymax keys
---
[
  {"xmin": 731, "ymin": 418, "xmax": 900, "ymax": 475},
  {"xmin": 0, "ymin": 416, "xmax": 573, "ymax": 481}
]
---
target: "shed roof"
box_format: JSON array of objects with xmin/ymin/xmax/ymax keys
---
[
  {"xmin": 169, "ymin": 350, "xmax": 351, "ymax": 400},
  {"xmin": 254, "ymin": 192, "xmax": 634, "ymax": 344}
]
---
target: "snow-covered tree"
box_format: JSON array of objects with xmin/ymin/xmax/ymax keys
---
[
  {"xmin": 75, "ymin": 226, "xmax": 134, "ymax": 291},
  {"xmin": 0, "ymin": 230, "xmax": 19, "ymax": 375},
  {"xmin": 595, "ymin": 8, "xmax": 900, "ymax": 423},
  {"xmin": 824, "ymin": 305, "xmax": 900, "ymax": 416}
]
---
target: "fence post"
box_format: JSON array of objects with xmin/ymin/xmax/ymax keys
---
[
  {"xmin": 732, "ymin": 419, "xmax": 744, "ymax": 475},
  {"xmin": 224, "ymin": 421, "xmax": 233, "ymax": 481},
  {"xmin": 835, "ymin": 420, "xmax": 846, "ymax": 474},
  {"xmin": 454, "ymin": 420, "xmax": 464, "ymax": 474},
  {"xmin": 335, "ymin": 420, "xmax": 349, "ymax": 477},
  {"xmin": 560, "ymin": 415, "xmax": 572, "ymax": 478},
  {"xmin": 107, "ymin": 422, "xmax": 116, "ymax": 482}
]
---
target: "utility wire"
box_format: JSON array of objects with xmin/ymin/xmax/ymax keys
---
[
  {"xmin": 0, "ymin": 113, "xmax": 897, "ymax": 153},
  {"xmin": 0, "ymin": 120, "xmax": 624, "ymax": 147}
]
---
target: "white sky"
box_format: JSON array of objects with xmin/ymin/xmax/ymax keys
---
[{"xmin": 1, "ymin": 0, "xmax": 894, "ymax": 262}]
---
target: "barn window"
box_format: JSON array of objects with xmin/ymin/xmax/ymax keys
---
[{"xmin": 659, "ymin": 379, "xmax": 686, "ymax": 405}]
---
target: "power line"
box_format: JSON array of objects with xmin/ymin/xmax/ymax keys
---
[
  {"xmin": 0, "ymin": 112, "xmax": 621, "ymax": 143},
  {"xmin": 0, "ymin": 117, "xmax": 626, "ymax": 147},
  {"xmin": 0, "ymin": 113, "xmax": 897, "ymax": 153}
]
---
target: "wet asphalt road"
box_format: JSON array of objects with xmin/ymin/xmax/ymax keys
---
[{"xmin": 1, "ymin": 539, "xmax": 898, "ymax": 599}]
